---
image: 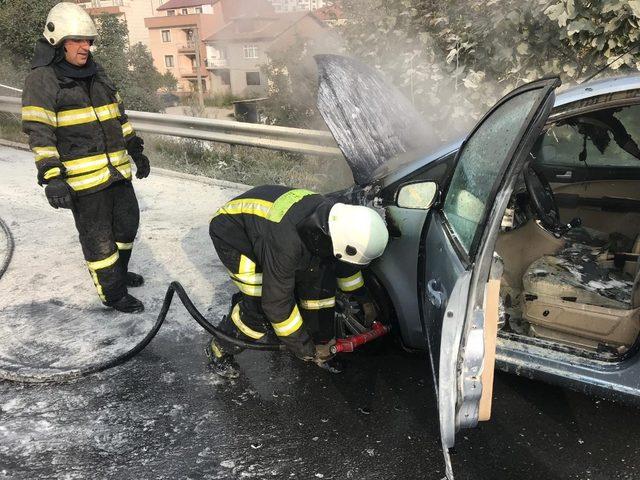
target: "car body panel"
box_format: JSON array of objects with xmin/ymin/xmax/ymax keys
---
[
  {"xmin": 315, "ymin": 54, "xmax": 435, "ymax": 185},
  {"xmin": 553, "ymin": 75, "xmax": 640, "ymax": 110},
  {"xmin": 420, "ymin": 78, "xmax": 559, "ymax": 478},
  {"xmin": 371, "ymin": 75, "xmax": 640, "ymax": 354},
  {"xmin": 496, "ymin": 335, "xmax": 640, "ymax": 405},
  {"xmin": 318, "ymin": 61, "xmax": 640, "ymax": 475}
]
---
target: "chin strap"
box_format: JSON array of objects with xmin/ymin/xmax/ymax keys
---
[{"xmin": 297, "ymin": 201, "xmax": 334, "ymax": 257}]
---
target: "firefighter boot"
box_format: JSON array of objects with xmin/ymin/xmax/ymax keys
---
[
  {"xmin": 104, "ymin": 293, "xmax": 145, "ymax": 314},
  {"xmin": 126, "ymin": 272, "xmax": 144, "ymax": 287},
  {"xmin": 205, "ymin": 337, "xmax": 240, "ymax": 379}
]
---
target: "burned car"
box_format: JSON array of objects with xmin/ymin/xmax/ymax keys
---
[{"xmin": 315, "ymin": 55, "xmax": 640, "ymax": 477}]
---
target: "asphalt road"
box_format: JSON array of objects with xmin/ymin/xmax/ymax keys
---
[
  {"xmin": 1, "ymin": 145, "xmax": 640, "ymax": 480},
  {"xmin": 2, "ymin": 332, "xmax": 640, "ymax": 480}
]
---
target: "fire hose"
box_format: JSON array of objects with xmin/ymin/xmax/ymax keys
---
[
  {"xmin": 0, "ymin": 280, "xmax": 390, "ymax": 382},
  {"xmin": 330, "ymin": 321, "xmax": 390, "ymax": 354}
]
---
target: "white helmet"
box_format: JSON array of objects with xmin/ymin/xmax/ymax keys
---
[
  {"xmin": 43, "ymin": 2, "xmax": 98, "ymax": 47},
  {"xmin": 328, "ymin": 203, "xmax": 389, "ymax": 265}
]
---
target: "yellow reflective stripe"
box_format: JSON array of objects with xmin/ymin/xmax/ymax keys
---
[
  {"xmin": 230, "ymin": 304, "xmax": 265, "ymax": 340},
  {"xmin": 56, "ymin": 103, "xmax": 119, "ymax": 127},
  {"xmin": 33, "ymin": 146, "xmax": 60, "ymax": 162},
  {"xmin": 66, "ymin": 166, "xmax": 112, "ymax": 191},
  {"xmin": 213, "ymin": 192, "xmax": 316, "ymax": 222},
  {"xmin": 115, "ymin": 92, "xmax": 123, "ymax": 103},
  {"xmin": 89, "ymin": 270, "xmax": 107, "ymax": 302},
  {"xmin": 121, "ymin": 121, "xmax": 134, "ymax": 137},
  {"xmin": 116, "ymin": 242, "xmax": 133, "ymax": 250},
  {"xmin": 115, "ymin": 163, "xmax": 132, "ymax": 179},
  {"xmin": 214, "ymin": 198, "xmax": 273, "ymax": 219},
  {"xmin": 239, "ymin": 255, "xmax": 256, "ymax": 274},
  {"xmin": 57, "ymin": 107, "xmax": 97, "ymax": 127},
  {"xmin": 110, "ymin": 151, "xmax": 130, "ymax": 168},
  {"xmin": 210, "ymin": 341, "xmax": 224, "ymax": 358},
  {"xmin": 267, "ymin": 189, "xmax": 315, "ymax": 222},
  {"xmin": 94, "ymin": 103, "xmax": 120, "ymax": 122},
  {"xmin": 230, "ymin": 271, "xmax": 263, "ymax": 285},
  {"xmin": 337, "ymin": 272, "xmax": 365, "ymax": 292},
  {"xmin": 87, "ymin": 251, "xmax": 119, "ymax": 271},
  {"xmin": 64, "ymin": 153, "xmax": 108, "ymax": 174},
  {"xmin": 272, "ymin": 305, "xmax": 303, "ymax": 337},
  {"xmin": 230, "ymin": 255, "xmax": 262, "ymax": 284},
  {"xmin": 22, "ymin": 106, "xmax": 57, "ymax": 127},
  {"xmin": 63, "ymin": 150, "xmax": 128, "ymax": 175},
  {"xmin": 43, "ymin": 167, "xmax": 61, "ymax": 180},
  {"xmin": 232, "ymin": 280, "xmax": 262, "ymax": 296},
  {"xmin": 299, "ymin": 297, "xmax": 336, "ymax": 310},
  {"xmin": 87, "ymin": 252, "xmax": 119, "ymax": 302}
]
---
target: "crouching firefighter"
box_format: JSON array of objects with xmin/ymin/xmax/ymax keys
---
[
  {"xmin": 207, "ymin": 185, "xmax": 390, "ymax": 378},
  {"xmin": 21, "ymin": 3, "xmax": 151, "ymax": 313}
]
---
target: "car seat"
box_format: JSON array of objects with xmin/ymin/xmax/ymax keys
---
[{"xmin": 521, "ymin": 236, "xmax": 640, "ymax": 352}]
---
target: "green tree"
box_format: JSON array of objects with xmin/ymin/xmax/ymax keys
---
[
  {"xmin": 336, "ymin": 0, "xmax": 640, "ymax": 138},
  {"xmin": 545, "ymin": 0, "xmax": 640, "ymax": 74},
  {"xmin": 260, "ymin": 36, "xmax": 326, "ymax": 128},
  {"xmin": 0, "ymin": 0, "xmax": 58, "ymax": 84},
  {"xmin": 0, "ymin": 4, "xmax": 169, "ymax": 112},
  {"xmin": 93, "ymin": 13, "xmax": 130, "ymax": 88},
  {"xmin": 93, "ymin": 15, "xmax": 169, "ymax": 112}
]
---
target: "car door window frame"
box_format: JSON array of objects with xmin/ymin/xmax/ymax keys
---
[{"xmin": 439, "ymin": 82, "xmax": 561, "ymax": 264}]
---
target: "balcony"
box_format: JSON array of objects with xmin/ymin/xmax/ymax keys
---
[
  {"xmin": 178, "ymin": 41, "xmax": 196, "ymax": 52},
  {"xmin": 179, "ymin": 67, "xmax": 207, "ymax": 78},
  {"xmin": 206, "ymin": 58, "xmax": 228, "ymax": 68}
]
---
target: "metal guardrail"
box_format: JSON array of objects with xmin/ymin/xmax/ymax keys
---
[{"xmin": 0, "ymin": 94, "xmax": 342, "ymax": 157}]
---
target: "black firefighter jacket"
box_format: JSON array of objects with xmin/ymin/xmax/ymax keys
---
[
  {"xmin": 22, "ymin": 60, "xmax": 137, "ymax": 195},
  {"xmin": 210, "ymin": 185, "xmax": 366, "ymax": 350}
]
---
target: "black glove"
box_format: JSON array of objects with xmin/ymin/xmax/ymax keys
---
[
  {"xmin": 131, "ymin": 153, "xmax": 150, "ymax": 179},
  {"xmin": 283, "ymin": 335, "xmax": 315, "ymax": 362},
  {"xmin": 44, "ymin": 178, "xmax": 73, "ymax": 209},
  {"xmin": 315, "ymin": 341, "xmax": 335, "ymax": 364}
]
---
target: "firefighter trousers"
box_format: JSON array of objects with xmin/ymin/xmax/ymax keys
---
[
  {"xmin": 71, "ymin": 180, "xmax": 140, "ymax": 304},
  {"xmin": 209, "ymin": 236, "xmax": 337, "ymax": 358}
]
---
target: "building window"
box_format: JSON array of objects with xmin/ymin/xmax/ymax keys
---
[
  {"xmin": 167, "ymin": 9, "xmax": 175, "ymax": 16},
  {"xmin": 165, "ymin": 55, "xmax": 174, "ymax": 67},
  {"xmin": 243, "ymin": 44, "xmax": 258, "ymax": 59},
  {"xmin": 246, "ymin": 72, "xmax": 261, "ymax": 86},
  {"xmin": 220, "ymin": 70, "xmax": 231, "ymax": 85},
  {"xmin": 182, "ymin": 8, "xmax": 188, "ymax": 14},
  {"xmin": 195, "ymin": 6, "xmax": 202, "ymax": 13},
  {"xmin": 161, "ymin": 30, "xmax": 171, "ymax": 42}
]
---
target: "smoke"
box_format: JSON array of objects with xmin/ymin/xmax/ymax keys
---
[{"xmin": 0, "ymin": 49, "xmax": 27, "ymax": 97}]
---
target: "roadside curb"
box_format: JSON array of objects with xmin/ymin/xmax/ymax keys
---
[
  {"xmin": 0, "ymin": 139, "xmax": 29, "ymax": 152},
  {"xmin": 0, "ymin": 139, "xmax": 249, "ymax": 191}
]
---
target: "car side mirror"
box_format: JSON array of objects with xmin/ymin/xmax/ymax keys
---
[{"xmin": 396, "ymin": 181, "xmax": 438, "ymax": 210}]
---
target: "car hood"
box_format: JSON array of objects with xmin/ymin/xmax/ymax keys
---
[{"xmin": 315, "ymin": 54, "xmax": 436, "ymax": 185}]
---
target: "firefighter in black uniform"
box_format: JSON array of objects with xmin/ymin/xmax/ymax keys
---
[
  {"xmin": 207, "ymin": 185, "xmax": 390, "ymax": 377},
  {"xmin": 21, "ymin": 3, "xmax": 150, "ymax": 313}
]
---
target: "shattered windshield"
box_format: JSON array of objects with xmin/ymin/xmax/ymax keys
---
[{"xmin": 534, "ymin": 104, "xmax": 640, "ymax": 169}]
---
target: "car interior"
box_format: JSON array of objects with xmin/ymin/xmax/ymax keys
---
[{"xmin": 495, "ymin": 103, "xmax": 640, "ymax": 359}]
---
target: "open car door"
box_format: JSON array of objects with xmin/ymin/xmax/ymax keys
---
[{"xmin": 419, "ymin": 78, "xmax": 560, "ymax": 479}]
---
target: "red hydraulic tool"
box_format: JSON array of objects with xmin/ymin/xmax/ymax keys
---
[{"xmin": 330, "ymin": 321, "xmax": 390, "ymax": 354}]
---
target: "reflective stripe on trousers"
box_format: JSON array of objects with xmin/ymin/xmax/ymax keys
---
[{"xmin": 86, "ymin": 251, "xmax": 119, "ymax": 302}]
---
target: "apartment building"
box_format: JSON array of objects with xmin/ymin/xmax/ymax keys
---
[
  {"xmin": 76, "ymin": 0, "xmax": 167, "ymax": 46},
  {"xmin": 145, "ymin": 0, "xmax": 274, "ymax": 93},
  {"xmin": 144, "ymin": 1, "xmax": 222, "ymax": 92},
  {"xmin": 204, "ymin": 11, "xmax": 327, "ymax": 96},
  {"xmin": 269, "ymin": 0, "xmax": 325, "ymax": 12}
]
